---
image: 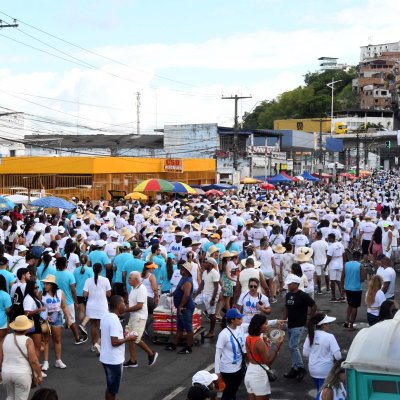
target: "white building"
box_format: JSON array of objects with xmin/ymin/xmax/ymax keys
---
[{"xmin": 360, "ymin": 41, "xmax": 400, "ymax": 61}]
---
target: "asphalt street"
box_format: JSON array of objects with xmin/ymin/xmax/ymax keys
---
[{"xmin": 0, "ymin": 277, "xmax": 398, "ymax": 400}]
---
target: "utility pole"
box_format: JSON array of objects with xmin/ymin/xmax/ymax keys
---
[
  {"xmin": 136, "ymin": 92, "xmax": 141, "ymax": 135},
  {"xmin": 222, "ymin": 94, "xmax": 252, "ymax": 182},
  {"xmin": 356, "ymin": 130, "xmax": 360, "ymax": 177},
  {"xmin": 0, "ymin": 19, "xmax": 18, "ymax": 29},
  {"xmin": 312, "ymin": 118, "xmax": 330, "ymax": 179}
]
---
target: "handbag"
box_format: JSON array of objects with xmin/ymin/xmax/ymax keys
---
[
  {"xmin": 13, "ymin": 334, "xmax": 37, "ymax": 388},
  {"xmin": 226, "ymin": 327, "xmax": 247, "ymax": 374},
  {"xmin": 248, "ymin": 339, "xmax": 278, "ymax": 382}
]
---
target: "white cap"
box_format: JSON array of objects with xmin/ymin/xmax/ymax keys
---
[
  {"xmin": 108, "ymin": 231, "xmax": 119, "ymax": 239},
  {"xmin": 192, "ymin": 370, "xmax": 218, "ymax": 386},
  {"xmin": 96, "ymin": 239, "xmax": 107, "ymax": 248},
  {"xmin": 16, "ymin": 245, "xmax": 28, "ymax": 252},
  {"xmin": 58, "ymin": 226, "xmax": 66, "ymax": 234},
  {"xmin": 284, "ymin": 274, "xmax": 301, "ymax": 285}
]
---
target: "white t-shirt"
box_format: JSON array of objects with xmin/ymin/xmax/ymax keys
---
[
  {"xmin": 303, "ymin": 330, "xmax": 341, "ymax": 379},
  {"xmin": 327, "ymin": 242, "xmax": 345, "ymax": 270},
  {"xmin": 311, "ymin": 240, "xmax": 328, "ymax": 266},
  {"xmin": 359, "ymin": 221, "xmax": 376, "ymax": 241},
  {"xmin": 237, "ymin": 291, "xmax": 270, "ymax": 324},
  {"xmin": 257, "ymin": 248, "xmax": 274, "ymax": 276},
  {"xmin": 301, "ymin": 262, "xmax": 316, "ymax": 294},
  {"xmin": 66, "ymin": 253, "xmax": 80, "ymax": 273},
  {"xmin": 128, "ymin": 283, "xmax": 148, "ymax": 320},
  {"xmin": 202, "ymin": 269, "xmax": 220, "ymax": 295},
  {"xmin": 291, "ymin": 234, "xmax": 309, "ymax": 250},
  {"xmin": 83, "ymin": 276, "xmax": 111, "ymax": 313},
  {"xmin": 215, "ymin": 326, "xmax": 246, "ymax": 373},
  {"xmin": 99, "ymin": 312, "xmax": 125, "ymax": 365},
  {"xmin": 377, "ymin": 266, "xmax": 396, "ymax": 299},
  {"xmin": 23, "ymin": 294, "xmax": 39, "ymax": 312},
  {"xmin": 366, "ymin": 289, "xmax": 386, "ymax": 316}
]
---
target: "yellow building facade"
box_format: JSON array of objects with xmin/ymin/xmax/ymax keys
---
[{"xmin": 0, "ymin": 157, "xmax": 216, "ymax": 200}]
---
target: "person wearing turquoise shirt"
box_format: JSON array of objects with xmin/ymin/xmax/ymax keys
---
[
  {"xmin": 37, "ymin": 253, "xmax": 57, "ymax": 281},
  {"xmin": 0, "ymin": 275, "xmax": 12, "ymax": 341},
  {"xmin": 160, "ymin": 255, "xmax": 178, "ymax": 293},
  {"xmin": 88, "ymin": 241, "xmax": 111, "ymax": 278},
  {"xmin": 122, "ymin": 248, "xmax": 145, "ymax": 294},
  {"xmin": 54, "ymin": 256, "xmax": 87, "ymax": 345},
  {"xmin": 112, "ymin": 243, "xmax": 134, "ymax": 296},
  {"xmin": 0, "ymin": 257, "xmax": 16, "ymax": 293},
  {"xmin": 73, "ymin": 254, "xmax": 94, "ymax": 328}
]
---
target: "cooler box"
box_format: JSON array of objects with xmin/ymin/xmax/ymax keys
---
[{"xmin": 153, "ymin": 306, "xmax": 202, "ymax": 333}]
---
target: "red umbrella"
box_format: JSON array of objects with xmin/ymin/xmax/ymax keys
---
[
  {"xmin": 260, "ymin": 183, "xmax": 275, "ymax": 190},
  {"xmin": 205, "ymin": 189, "xmax": 223, "ymax": 196}
]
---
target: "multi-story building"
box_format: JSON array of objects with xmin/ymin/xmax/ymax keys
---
[{"xmin": 360, "ymin": 41, "xmax": 400, "ymax": 61}]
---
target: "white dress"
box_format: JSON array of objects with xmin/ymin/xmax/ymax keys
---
[{"xmin": 83, "ymin": 276, "xmax": 111, "ymax": 319}]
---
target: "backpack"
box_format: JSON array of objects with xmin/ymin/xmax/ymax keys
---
[{"xmin": 9, "ymin": 286, "xmax": 25, "ymax": 322}]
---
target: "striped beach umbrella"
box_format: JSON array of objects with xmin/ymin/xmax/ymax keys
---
[
  {"xmin": 133, "ymin": 179, "xmax": 174, "ymax": 192},
  {"xmin": 171, "ymin": 182, "xmax": 196, "ymax": 194}
]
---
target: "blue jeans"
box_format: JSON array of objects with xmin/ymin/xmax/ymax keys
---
[
  {"xmin": 287, "ymin": 326, "xmax": 306, "ymax": 369},
  {"xmin": 102, "ymin": 363, "xmax": 123, "ymax": 395}
]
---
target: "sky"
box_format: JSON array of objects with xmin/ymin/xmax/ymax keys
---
[{"xmin": 0, "ymin": 0, "xmax": 399, "ymax": 140}]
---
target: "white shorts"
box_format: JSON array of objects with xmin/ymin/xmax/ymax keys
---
[
  {"xmin": 244, "ymin": 362, "xmax": 271, "ymax": 396},
  {"xmin": 329, "ymin": 269, "xmax": 342, "ymax": 281},
  {"xmin": 315, "ymin": 265, "xmax": 328, "ymax": 276},
  {"xmin": 66, "ymin": 304, "xmax": 76, "ymax": 324},
  {"xmin": 202, "ymin": 293, "xmax": 218, "ymax": 315},
  {"xmin": 127, "ymin": 317, "xmax": 146, "ymax": 344}
]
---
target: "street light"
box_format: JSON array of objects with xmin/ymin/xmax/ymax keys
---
[{"xmin": 326, "ymin": 78, "xmax": 342, "ymax": 135}]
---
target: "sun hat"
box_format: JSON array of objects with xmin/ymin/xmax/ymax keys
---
[
  {"xmin": 317, "ymin": 314, "xmax": 336, "ymax": 326},
  {"xmin": 181, "ymin": 262, "xmax": 193, "ymax": 275},
  {"xmin": 211, "ymin": 233, "xmax": 220, "ymax": 239},
  {"xmin": 285, "ymin": 274, "xmax": 301, "ymax": 285},
  {"xmin": 207, "ymin": 245, "xmax": 219, "ymax": 255},
  {"xmin": 226, "ymin": 308, "xmax": 244, "ymax": 319},
  {"xmin": 192, "ymin": 370, "xmax": 218, "ymax": 387},
  {"xmin": 221, "ymin": 250, "xmax": 235, "ymax": 259},
  {"xmin": 58, "ymin": 226, "xmax": 66, "ymax": 234},
  {"xmin": 273, "ymin": 244, "xmax": 286, "ymax": 254},
  {"xmin": 203, "ymin": 257, "xmax": 218, "ymax": 268},
  {"xmin": 9, "ymin": 315, "xmax": 34, "ymax": 332},
  {"xmin": 192, "ymin": 223, "xmax": 200, "ymax": 230},
  {"xmin": 41, "ymin": 274, "xmax": 57, "ymax": 284},
  {"xmin": 144, "ymin": 263, "xmax": 158, "ymax": 269}
]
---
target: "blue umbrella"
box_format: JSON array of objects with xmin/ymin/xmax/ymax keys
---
[
  {"xmin": 0, "ymin": 196, "xmax": 15, "ymax": 211},
  {"xmin": 31, "ymin": 196, "xmax": 76, "ymax": 210}
]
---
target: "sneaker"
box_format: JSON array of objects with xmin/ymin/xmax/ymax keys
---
[
  {"xmin": 75, "ymin": 335, "xmax": 88, "ymax": 345},
  {"xmin": 148, "ymin": 352, "xmax": 159, "ymax": 366},
  {"xmin": 41, "ymin": 372, "xmax": 47, "ymax": 378},
  {"xmin": 55, "ymin": 360, "xmax": 67, "ymax": 369},
  {"xmin": 283, "ymin": 367, "xmax": 298, "ymax": 379},
  {"xmin": 317, "ymin": 291, "xmax": 323, "ymax": 295},
  {"xmin": 78, "ymin": 324, "xmax": 88, "ymax": 336},
  {"xmin": 93, "ymin": 343, "xmax": 101, "ymax": 355},
  {"xmin": 41, "ymin": 361, "xmax": 49, "ymax": 371},
  {"xmin": 339, "ymin": 297, "xmax": 346, "ymax": 302},
  {"xmin": 270, "ymin": 297, "xmax": 278, "ymax": 304},
  {"xmin": 178, "ymin": 346, "xmax": 192, "ymax": 354},
  {"xmin": 164, "ymin": 343, "xmax": 176, "ymax": 351},
  {"xmin": 296, "ymin": 367, "xmax": 306, "ymax": 381},
  {"xmin": 123, "ymin": 360, "xmax": 138, "ymax": 368}
]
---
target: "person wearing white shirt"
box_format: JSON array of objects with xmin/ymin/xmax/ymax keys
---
[
  {"xmin": 326, "ymin": 234, "xmax": 345, "ymax": 302},
  {"xmin": 376, "ymin": 257, "xmax": 396, "ymax": 300},
  {"xmin": 303, "ymin": 313, "xmax": 341, "ymax": 394},
  {"xmin": 123, "ymin": 271, "xmax": 158, "ymax": 368},
  {"xmin": 99, "ymin": 295, "xmax": 137, "ymax": 399},
  {"xmin": 311, "ymin": 231, "xmax": 329, "ymax": 294},
  {"xmin": 290, "ymin": 229, "xmax": 309, "ymax": 253},
  {"xmin": 365, "ymin": 275, "xmax": 386, "ymax": 326}
]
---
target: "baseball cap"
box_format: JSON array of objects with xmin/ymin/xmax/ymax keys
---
[
  {"xmin": 96, "ymin": 239, "xmax": 107, "ymax": 248},
  {"xmin": 16, "ymin": 245, "xmax": 28, "ymax": 252},
  {"xmin": 119, "ymin": 242, "xmax": 131, "ymax": 249},
  {"xmin": 58, "ymin": 226, "xmax": 66, "ymax": 234},
  {"xmin": 109, "ymin": 231, "xmax": 119, "ymax": 239},
  {"xmin": 211, "ymin": 233, "xmax": 220, "ymax": 239},
  {"xmin": 226, "ymin": 308, "xmax": 244, "ymax": 319},
  {"xmin": 192, "ymin": 371, "xmax": 218, "ymax": 387},
  {"xmin": 204, "ymin": 257, "xmax": 218, "ymax": 268},
  {"xmin": 285, "ymin": 274, "xmax": 301, "ymax": 285},
  {"xmin": 187, "ymin": 385, "xmax": 218, "ymax": 400}
]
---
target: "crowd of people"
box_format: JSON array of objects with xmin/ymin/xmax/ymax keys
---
[{"xmin": 0, "ymin": 169, "xmax": 398, "ymax": 400}]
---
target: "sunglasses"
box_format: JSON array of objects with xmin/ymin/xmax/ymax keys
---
[{"xmin": 249, "ymin": 285, "xmax": 258, "ymax": 289}]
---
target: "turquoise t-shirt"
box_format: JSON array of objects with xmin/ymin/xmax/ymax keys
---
[
  {"xmin": 73, "ymin": 266, "xmax": 94, "ymax": 297},
  {"xmin": 37, "ymin": 264, "xmax": 57, "ymax": 280},
  {"xmin": 0, "ymin": 290, "xmax": 12, "ymax": 327},
  {"xmin": 160, "ymin": 264, "xmax": 177, "ymax": 293},
  {"xmin": 152, "ymin": 255, "xmax": 166, "ymax": 286},
  {"xmin": 54, "ymin": 270, "xmax": 76, "ymax": 305},
  {"xmin": 227, "ymin": 242, "xmax": 240, "ymax": 254},
  {"xmin": 344, "ymin": 261, "xmax": 361, "ymax": 291},
  {"xmin": 0, "ymin": 270, "xmax": 16, "ymax": 293},
  {"xmin": 122, "ymin": 258, "xmax": 145, "ymax": 293},
  {"xmin": 88, "ymin": 250, "xmax": 110, "ymax": 277},
  {"xmin": 113, "ymin": 253, "xmax": 134, "ymax": 284}
]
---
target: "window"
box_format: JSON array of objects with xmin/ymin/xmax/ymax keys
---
[{"xmin": 10, "ymin": 150, "xmax": 16, "ymax": 157}]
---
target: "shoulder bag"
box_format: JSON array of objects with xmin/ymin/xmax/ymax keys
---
[{"xmin": 247, "ymin": 337, "xmax": 278, "ymax": 382}]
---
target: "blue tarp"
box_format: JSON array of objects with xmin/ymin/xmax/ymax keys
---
[
  {"xmin": 201, "ymin": 184, "xmax": 237, "ymax": 191},
  {"xmin": 302, "ymin": 171, "xmax": 320, "ymax": 181},
  {"xmin": 267, "ymin": 173, "xmax": 292, "ymax": 183},
  {"xmin": 325, "ymin": 137, "xmax": 343, "ymax": 152}
]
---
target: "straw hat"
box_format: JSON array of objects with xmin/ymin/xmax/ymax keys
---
[
  {"xmin": 273, "ymin": 244, "xmax": 286, "ymax": 254},
  {"xmin": 208, "ymin": 245, "xmax": 220, "ymax": 255},
  {"xmin": 41, "ymin": 274, "xmax": 57, "ymax": 284},
  {"xmin": 123, "ymin": 231, "xmax": 135, "ymax": 241},
  {"xmin": 217, "ymin": 216, "xmax": 225, "ymax": 225},
  {"xmin": 221, "ymin": 250, "xmax": 236, "ymax": 259},
  {"xmin": 10, "ymin": 315, "xmax": 34, "ymax": 332},
  {"xmin": 240, "ymin": 256, "xmax": 261, "ymax": 269},
  {"xmin": 145, "ymin": 227, "xmax": 154, "ymax": 235},
  {"xmin": 166, "ymin": 225, "xmax": 176, "ymax": 233},
  {"xmin": 192, "ymin": 223, "xmax": 200, "ymax": 230},
  {"xmin": 186, "ymin": 215, "xmax": 194, "ymax": 222},
  {"xmin": 295, "ymin": 246, "xmax": 314, "ymax": 260},
  {"xmin": 181, "ymin": 262, "xmax": 192, "ymax": 275},
  {"xmin": 201, "ymin": 229, "xmax": 209, "ymax": 235}
]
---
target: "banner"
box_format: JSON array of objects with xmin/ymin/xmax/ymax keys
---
[{"xmin": 164, "ymin": 159, "xmax": 184, "ymax": 173}]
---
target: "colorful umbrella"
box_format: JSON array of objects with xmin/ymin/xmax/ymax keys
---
[
  {"xmin": 0, "ymin": 196, "xmax": 15, "ymax": 211},
  {"xmin": 359, "ymin": 170, "xmax": 372, "ymax": 176},
  {"xmin": 240, "ymin": 177, "xmax": 263, "ymax": 184},
  {"xmin": 205, "ymin": 189, "xmax": 223, "ymax": 196},
  {"xmin": 133, "ymin": 179, "xmax": 174, "ymax": 192},
  {"xmin": 194, "ymin": 188, "xmax": 206, "ymax": 195},
  {"xmin": 171, "ymin": 182, "xmax": 196, "ymax": 194},
  {"xmin": 259, "ymin": 183, "xmax": 275, "ymax": 190},
  {"xmin": 31, "ymin": 196, "xmax": 76, "ymax": 209},
  {"xmin": 124, "ymin": 192, "xmax": 148, "ymax": 201}
]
